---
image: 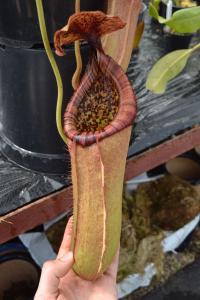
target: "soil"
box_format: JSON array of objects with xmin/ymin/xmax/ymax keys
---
[{"xmin": 47, "ymin": 220, "xmax": 200, "ymax": 299}]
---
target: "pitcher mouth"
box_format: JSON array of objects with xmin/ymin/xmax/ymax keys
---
[
  {"xmin": 54, "ymin": 11, "xmax": 137, "ymax": 147},
  {"xmin": 63, "ymin": 53, "xmax": 137, "ymax": 147}
]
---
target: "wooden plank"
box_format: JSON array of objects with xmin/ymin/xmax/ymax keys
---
[
  {"xmin": 1, "ymin": 125, "xmax": 200, "ymax": 244},
  {"xmin": 125, "ymin": 126, "xmax": 200, "ymax": 181},
  {"xmin": 0, "ymin": 187, "xmax": 73, "ymax": 244}
]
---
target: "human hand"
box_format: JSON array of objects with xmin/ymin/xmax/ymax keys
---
[{"xmin": 34, "ymin": 217, "xmax": 119, "ymax": 300}]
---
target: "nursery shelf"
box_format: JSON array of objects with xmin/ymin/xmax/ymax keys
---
[
  {"xmin": 1, "ymin": 126, "xmax": 200, "ymax": 244},
  {"xmin": 1, "ymin": 14, "xmax": 200, "ymax": 243}
]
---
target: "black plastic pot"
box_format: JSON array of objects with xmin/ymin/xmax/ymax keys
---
[
  {"xmin": 0, "ymin": 0, "xmax": 106, "ymax": 48},
  {"xmin": 159, "ymin": 1, "xmax": 191, "ymax": 18},
  {"xmin": 164, "ymin": 32, "xmax": 193, "ymax": 51},
  {"xmin": 158, "ymin": 1, "xmax": 194, "ymax": 51},
  {"xmin": 0, "ymin": 44, "xmax": 89, "ymax": 174},
  {"xmin": 0, "ymin": 0, "xmax": 106, "ymax": 174},
  {"xmin": 160, "ymin": 0, "xmax": 200, "ymax": 16},
  {"xmin": 0, "ymin": 239, "xmax": 40, "ymax": 299},
  {"xmin": 159, "ymin": 0, "xmax": 200, "ymax": 19}
]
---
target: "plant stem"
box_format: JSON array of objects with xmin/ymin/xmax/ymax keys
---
[{"xmin": 35, "ymin": 0, "xmax": 67, "ymax": 144}]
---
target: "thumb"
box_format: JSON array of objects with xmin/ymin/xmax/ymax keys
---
[{"xmin": 35, "ymin": 252, "xmax": 74, "ymax": 299}]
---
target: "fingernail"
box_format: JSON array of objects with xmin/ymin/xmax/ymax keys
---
[{"xmin": 59, "ymin": 252, "xmax": 73, "ymax": 262}]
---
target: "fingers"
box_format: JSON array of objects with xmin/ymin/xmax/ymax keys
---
[
  {"xmin": 105, "ymin": 248, "xmax": 120, "ymax": 280},
  {"xmin": 57, "ymin": 216, "xmax": 73, "ymax": 259},
  {"xmin": 34, "ymin": 252, "xmax": 74, "ymax": 299},
  {"xmin": 35, "ymin": 217, "xmax": 74, "ymax": 299}
]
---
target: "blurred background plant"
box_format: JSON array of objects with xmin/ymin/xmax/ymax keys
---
[{"xmin": 146, "ymin": 0, "xmax": 200, "ymax": 93}]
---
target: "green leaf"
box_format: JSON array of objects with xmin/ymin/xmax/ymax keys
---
[
  {"xmin": 166, "ymin": 7, "xmax": 200, "ymax": 33},
  {"xmin": 146, "ymin": 49, "xmax": 192, "ymax": 94},
  {"xmin": 149, "ymin": 2, "xmax": 159, "ymax": 19},
  {"xmin": 153, "ymin": 0, "xmax": 161, "ymax": 11},
  {"xmin": 149, "ymin": 2, "xmax": 166, "ymax": 23}
]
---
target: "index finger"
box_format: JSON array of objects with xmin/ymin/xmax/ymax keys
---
[{"xmin": 57, "ymin": 216, "xmax": 73, "ymax": 259}]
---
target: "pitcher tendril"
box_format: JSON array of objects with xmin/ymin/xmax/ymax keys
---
[{"xmin": 35, "ymin": 0, "xmax": 67, "ymax": 144}]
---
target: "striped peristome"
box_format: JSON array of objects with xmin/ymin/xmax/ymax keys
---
[{"xmin": 64, "ymin": 52, "xmax": 137, "ymax": 146}]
